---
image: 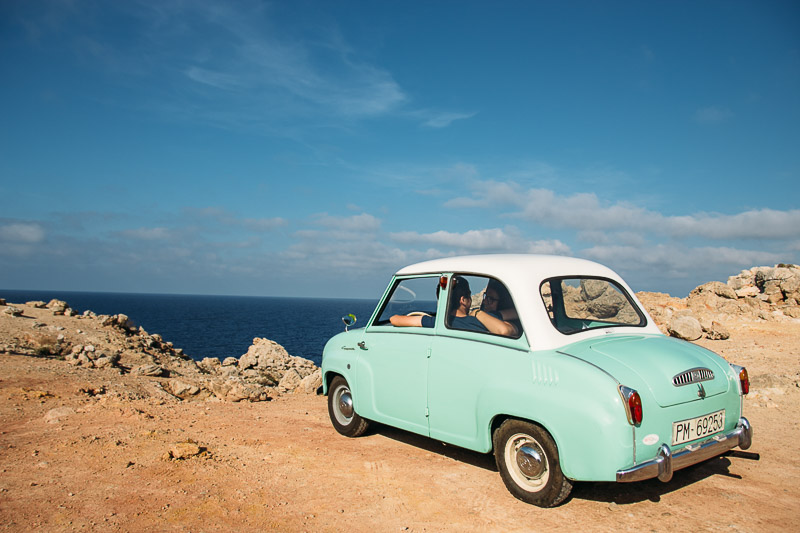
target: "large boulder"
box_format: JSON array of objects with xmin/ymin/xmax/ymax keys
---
[
  {"xmin": 298, "ymin": 369, "xmax": 323, "ymax": 394},
  {"xmin": 690, "ymin": 281, "xmax": 737, "ymax": 300},
  {"xmin": 667, "ymin": 316, "xmax": 703, "ymax": 341},
  {"xmin": 239, "ymin": 338, "xmax": 292, "ymax": 369}
]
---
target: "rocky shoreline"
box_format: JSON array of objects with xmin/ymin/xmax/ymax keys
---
[
  {"xmin": 0, "ymin": 298, "xmax": 322, "ymax": 403},
  {"xmin": 1, "ymin": 263, "xmax": 798, "ymax": 404}
]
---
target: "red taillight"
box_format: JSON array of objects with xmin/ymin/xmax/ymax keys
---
[
  {"xmin": 620, "ymin": 386, "xmax": 643, "ymax": 426},
  {"xmin": 739, "ymin": 367, "xmax": 750, "ymax": 395},
  {"xmin": 628, "ymin": 390, "xmax": 643, "ymax": 425}
]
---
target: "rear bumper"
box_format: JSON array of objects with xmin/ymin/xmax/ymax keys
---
[{"xmin": 616, "ymin": 417, "xmax": 752, "ymax": 483}]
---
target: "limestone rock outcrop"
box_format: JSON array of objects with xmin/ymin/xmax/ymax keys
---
[
  {"xmin": 638, "ymin": 263, "xmax": 800, "ymax": 340},
  {"xmin": 0, "ymin": 298, "xmax": 321, "ymax": 403}
]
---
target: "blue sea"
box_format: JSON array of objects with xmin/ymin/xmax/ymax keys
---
[{"xmin": 0, "ymin": 290, "xmax": 378, "ymax": 366}]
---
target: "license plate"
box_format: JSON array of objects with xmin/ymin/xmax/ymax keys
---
[{"xmin": 672, "ymin": 410, "xmax": 726, "ymax": 446}]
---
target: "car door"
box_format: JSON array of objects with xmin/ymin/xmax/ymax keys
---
[
  {"xmin": 427, "ymin": 274, "xmax": 533, "ymax": 451},
  {"xmin": 353, "ymin": 275, "xmax": 441, "ymax": 437}
]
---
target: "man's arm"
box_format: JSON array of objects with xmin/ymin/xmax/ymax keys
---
[
  {"xmin": 390, "ymin": 314, "xmax": 424, "ymax": 327},
  {"xmin": 473, "ymin": 309, "xmax": 517, "ymax": 337}
]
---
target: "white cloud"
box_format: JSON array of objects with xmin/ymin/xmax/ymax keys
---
[
  {"xmin": 313, "ymin": 213, "xmax": 382, "ymax": 232},
  {"xmin": 665, "ymin": 209, "xmax": 800, "ymax": 239},
  {"xmin": 119, "ymin": 227, "xmax": 171, "ymax": 240},
  {"xmin": 390, "ymin": 228, "xmax": 570, "ymax": 255},
  {"xmin": 582, "ymin": 243, "xmax": 784, "ymax": 286},
  {"xmin": 0, "ymin": 223, "xmax": 45, "ymax": 243},
  {"xmin": 447, "ymin": 181, "xmax": 800, "ymax": 241}
]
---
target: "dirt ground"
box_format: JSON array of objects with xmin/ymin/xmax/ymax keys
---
[{"xmin": 1, "ymin": 311, "xmax": 799, "ymax": 531}]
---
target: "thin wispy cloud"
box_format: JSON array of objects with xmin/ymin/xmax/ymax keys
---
[
  {"xmin": 694, "ymin": 105, "xmax": 733, "ymax": 124},
  {"xmin": 313, "ymin": 213, "xmax": 382, "ymax": 232},
  {"xmin": 0, "ymin": 222, "xmax": 46, "ymax": 244},
  {"xmin": 421, "ymin": 111, "xmax": 477, "ymax": 128},
  {"xmin": 183, "ymin": 207, "xmax": 287, "ymax": 233},
  {"xmin": 184, "ymin": 67, "xmax": 247, "ymax": 91},
  {"xmin": 119, "ymin": 227, "xmax": 171, "ymax": 241}
]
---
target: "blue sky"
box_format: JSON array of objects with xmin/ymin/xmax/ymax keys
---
[{"xmin": 1, "ymin": 0, "xmax": 798, "ymax": 298}]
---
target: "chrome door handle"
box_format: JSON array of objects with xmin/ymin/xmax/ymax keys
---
[{"xmin": 358, "ymin": 341, "xmax": 367, "ymax": 350}]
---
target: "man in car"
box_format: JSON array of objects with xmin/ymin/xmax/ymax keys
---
[{"xmin": 391, "ymin": 276, "xmax": 517, "ymax": 337}]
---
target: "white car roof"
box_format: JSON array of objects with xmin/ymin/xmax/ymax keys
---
[
  {"xmin": 397, "ymin": 254, "xmax": 619, "ymax": 280},
  {"xmin": 395, "ymin": 254, "xmax": 661, "ymax": 351}
]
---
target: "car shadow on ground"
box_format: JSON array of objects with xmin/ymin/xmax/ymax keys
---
[
  {"xmin": 568, "ymin": 454, "xmax": 748, "ymax": 505},
  {"xmin": 368, "ymin": 423, "xmax": 497, "ymax": 472},
  {"xmin": 367, "ymin": 423, "xmax": 755, "ymax": 506}
]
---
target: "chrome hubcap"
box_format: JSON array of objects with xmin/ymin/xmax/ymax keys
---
[
  {"xmin": 505, "ymin": 432, "xmax": 550, "ymax": 491},
  {"xmin": 516, "ymin": 444, "xmax": 545, "ymax": 479},
  {"xmin": 338, "ymin": 390, "xmax": 353, "ymax": 418}
]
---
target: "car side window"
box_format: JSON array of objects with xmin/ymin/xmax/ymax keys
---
[
  {"xmin": 540, "ymin": 277, "xmax": 645, "ymax": 334},
  {"xmin": 373, "ymin": 276, "xmax": 440, "ymax": 326},
  {"xmin": 445, "ymin": 275, "xmax": 522, "ymax": 338}
]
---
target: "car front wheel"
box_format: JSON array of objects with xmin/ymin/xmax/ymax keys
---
[
  {"xmin": 493, "ymin": 419, "xmax": 572, "ymax": 507},
  {"xmin": 327, "ymin": 375, "xmax": 369, "ymax": 437}
]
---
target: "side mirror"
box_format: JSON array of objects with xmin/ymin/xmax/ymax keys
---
[{"xmin": 342, "ymin": 313, "xmax": 357, "ymax": 331}]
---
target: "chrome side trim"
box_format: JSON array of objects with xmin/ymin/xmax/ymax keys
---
[{"xmin": 616, "ymin": 417, "xmax": 752, "ymax": 483}]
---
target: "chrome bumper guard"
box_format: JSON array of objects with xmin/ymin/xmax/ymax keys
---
[{"xmin": 616, "ymin": 417, "xmax": 752, "ymax": 483}]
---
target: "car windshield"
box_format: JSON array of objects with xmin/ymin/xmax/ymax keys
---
[{"xmin": 540, "ymin": 277, "xmax": 645, "ymax": 334}]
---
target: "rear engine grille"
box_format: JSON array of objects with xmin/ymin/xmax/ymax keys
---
[{"xmin": 672, "ymin": 367, "xmax": 714, "ymax": 387}]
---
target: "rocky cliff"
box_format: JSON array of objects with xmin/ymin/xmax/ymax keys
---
[
  {"xmin": 0, "ymin": 298, "xmax": 321, "ymax": 403},
  {"xmin": 638, "ymin": 264, "xmax": 800, "ymax": 341}
]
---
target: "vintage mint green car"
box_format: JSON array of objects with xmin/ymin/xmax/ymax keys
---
[{"xmin": 321, "ymin": 255, "xmax": 752, "ymax": 507}]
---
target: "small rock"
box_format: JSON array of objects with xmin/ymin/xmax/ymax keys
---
[
  {"xmin": 168, "ymin": 441, "xmax": 202, "ymax": 460},
  {"xmin": 221, "ymin": 357, "xmax": 238, "ymax": 367},
  {"xmin": 3, "ymin": 306, "xmax": 23, "ymax": 317},
  {"xmin": 93, "ymin": 356, "xmax": 116, "ymax": 369},
  {"xmin": 704, "ymin": 321, "xmax": 730, "ymax": 340},
  {"xmin": 198, "ymin": 358, "xmax": 221, "ymax": 374},
  {"xmin": 44, "ymin": 407, "xmax": 76, "ymax": 424},
  {"xmin": 170, "ymin": 380, "xmax": 200, "ymax": 397},
  {"xmin": 47, "ymin": 299, "xmax": 69, "ymax": 315},
  {"xmin": 134, "ymin": 364, "xmax": 165, "ymax": 377}
]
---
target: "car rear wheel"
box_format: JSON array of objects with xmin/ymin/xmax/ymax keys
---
[
  {"xmin": 493, "ymin": 419, "xmax": 572, "ymax": 507},
  {"xmin": 328, "ymin": 376, "xmax": 369, "ymax": 437}
]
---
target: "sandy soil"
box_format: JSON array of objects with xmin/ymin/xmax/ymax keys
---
[{"xmin": 1, "ymin": 307, "xmax": 799, "ymax": 531}]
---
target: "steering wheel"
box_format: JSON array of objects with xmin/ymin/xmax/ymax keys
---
[{"xmin": 406, "ymin": 311, "xmax": 432, "ymax": 317}]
